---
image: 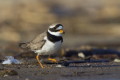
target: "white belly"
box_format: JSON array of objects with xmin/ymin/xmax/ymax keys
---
[{"xmin": 35, "ymin": 40, "xmax": 62, "ymax": 55}]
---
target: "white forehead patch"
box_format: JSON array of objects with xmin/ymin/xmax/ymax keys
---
[
  {"xmin": 56, "ymin": 26, "xmax": 63, "ymax": 30},
  {"xmin": 49, "ymin": 25, "xmax": 55, "ymax": 28}
]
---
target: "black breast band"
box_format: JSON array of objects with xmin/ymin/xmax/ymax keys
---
[{"xmin": 47, "ymin": 31, "xmax": 63, "ymax": 43}]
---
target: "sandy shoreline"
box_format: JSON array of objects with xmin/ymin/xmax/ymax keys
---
[{"xmin": 0, "ymin": 61, "xmax": 120, "ymax": 80}]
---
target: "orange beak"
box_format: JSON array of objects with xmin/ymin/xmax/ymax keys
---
[{"xmin": 59, "ymin": 30, "xmax": 65, "ymax": 34}]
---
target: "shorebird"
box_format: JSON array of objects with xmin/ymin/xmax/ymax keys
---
[{"xmin": 19, "ymin": 24, "xmax": 65, "ymax": 68}]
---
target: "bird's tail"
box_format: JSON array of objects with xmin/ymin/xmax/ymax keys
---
[{"xmin": 19, "ymin": 43, "xmax": 29, "ymax": 49}]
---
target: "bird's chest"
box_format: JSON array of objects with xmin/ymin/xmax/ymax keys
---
[{"xmin": 42, "ymin": 40, "xmax": 62, "ymax": 54}]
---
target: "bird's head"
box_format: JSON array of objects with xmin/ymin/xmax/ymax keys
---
[{"xmin": 48, "ymin": 23, "xmax": 65, "ymax": 36}]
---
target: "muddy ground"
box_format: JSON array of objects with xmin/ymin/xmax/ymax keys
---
[
  {"xmin": 0, "ymin": 61, "xmax": 120, "ymax": 80},
  {"xmin": 0, "ymin": 42, "xmax": 120, "ymax": 80}
]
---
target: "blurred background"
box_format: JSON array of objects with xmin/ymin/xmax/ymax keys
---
[{"xmin": 0, "ymin": 0, "xmax": 120, "ymax": 48}]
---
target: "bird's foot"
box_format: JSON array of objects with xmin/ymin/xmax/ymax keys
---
[
  {"xmin": 48, "ymin": 58, "xmax": 58, "ymax": 63},
  {"xmin": 41, "ymin": 64, "xmax": 47, "ymax": 68}
]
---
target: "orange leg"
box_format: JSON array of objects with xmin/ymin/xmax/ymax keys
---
[
  {"xmin": 36, "ymin": 55, "xmax": 44, "ymax": 68},
  {"xmin": 48, "ymin": 58, "xmax": 58, "ymax": 63}
]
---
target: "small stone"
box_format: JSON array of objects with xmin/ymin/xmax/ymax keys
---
[
  {"xmin": 25, "ymin": 78, "xmax": 30, "ymax": 80},
  {"xmin": 0, "ymin": 69, "xmax": 18, "ymax": 77},
  {"xmin": 56, "ymin": 65, "xmax": 64, "ymax": 67},
  {"xmin": 6, "ymin": 70, "xmax": 18, "ymax": 76},
  {"xmin": 3, "ymin": 74, "xmax": 8, "ymax": 77},
  {"xmin": 114, "ymin": 58, "xmax": 120, "ymax": 62}
]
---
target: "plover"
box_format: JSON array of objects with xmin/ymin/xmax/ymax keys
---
[{"xmin": 19, "ymin": 24, "xmax": 65, "ymax": 68}]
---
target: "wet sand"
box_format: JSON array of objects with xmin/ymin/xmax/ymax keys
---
[
  {"xmin": 0, "ymin": 61, "xmax": 120, "ymax": 80},
  {"xmin": 0, "ymin": 41, "xmax": 120, "ymax": 80}
]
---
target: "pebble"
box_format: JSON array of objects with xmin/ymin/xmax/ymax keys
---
[{"xmin": 56, "ymin": 65, "xmax": 64, "ymax": 67}]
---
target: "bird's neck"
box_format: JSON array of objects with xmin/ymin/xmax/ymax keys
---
[{"xmin": 47, "ymin": 31, "xmax": 63, "ymax": 43}]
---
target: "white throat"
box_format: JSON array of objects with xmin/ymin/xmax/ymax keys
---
[{"xmin": 48, "ymin": 30, "xmax": 62, "ymax": 36}]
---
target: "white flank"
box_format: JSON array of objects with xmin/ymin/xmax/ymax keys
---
[{"xmin": 35, "ymin": 36, "xmax": 62, "ymax": 55}]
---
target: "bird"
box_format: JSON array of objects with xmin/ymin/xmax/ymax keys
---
[{"xmin": 19, "ymin": 23, "xmax": 65, "ymax": 68}]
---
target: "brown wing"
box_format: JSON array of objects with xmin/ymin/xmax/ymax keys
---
[
  {"xmin": 19, "ymin": 32, "xmax": 47, "ymax": 51},
  {"xmin": 28, "ymin": 32, "xmax": 47, "ymax": 50}
]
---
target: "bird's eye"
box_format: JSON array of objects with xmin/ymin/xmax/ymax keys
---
[
  {"xmin": 49, "ymin": 28, "xmax": 59, "ymax": 32},
  {"xmin": 56, "ymin": 26, "xmax": 63, "ymax": 30}
]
